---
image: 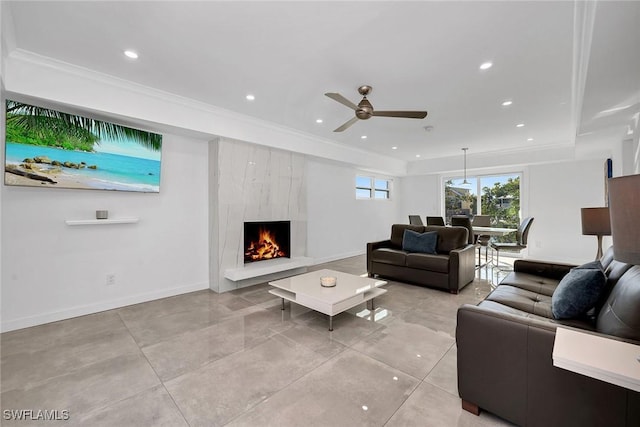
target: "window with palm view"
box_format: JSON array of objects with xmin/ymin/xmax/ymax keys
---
[{"xmin": 444, "ymin": 173, "xmax": 521, "ymax": 236}]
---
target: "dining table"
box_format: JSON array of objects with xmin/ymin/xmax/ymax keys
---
[
  {"xmin": 472, "ymin": 226, "xmax": 517, "ymax": 237},
  {"xmin": 471, "ymin": 226, "xmax": 518, "ymax": 268}
]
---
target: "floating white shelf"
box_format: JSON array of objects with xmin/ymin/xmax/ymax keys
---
[
  {"xmin": 224, "ymin": 257, "xmax": 313, "ymax": 281},
  {"xmin": 65, "ymin": 217, "xmax": 140, "ymax": 226}
]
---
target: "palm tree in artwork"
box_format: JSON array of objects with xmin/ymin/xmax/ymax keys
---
[{"xmin": 5, "ymin": 100, "xmax": 161, "ymax": 151}]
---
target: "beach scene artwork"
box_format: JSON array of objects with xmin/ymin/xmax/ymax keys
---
[{"xmin": 4, "ymin": 100, "xmax": 163, "ymax": 192}]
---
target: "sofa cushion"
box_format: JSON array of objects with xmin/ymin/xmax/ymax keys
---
[
  {"xmin": 402, "ymin": 230, "xmax": 438, "ymax": 254},
  {"xmin": 390, "ymin": 224, "xmax": 424, "ymax": 248},
  {"xmin": 551, "ymin": 265, "xmax": 607, "ymax": 320},
  {"xmin": 498, "ymin": 271, "xmax": 560, "ymax": 297},
  {"xmin": 405, "ymin": 253, "xmax": 449, "ymax": 273},
  {"xmin": 597, "ymin": 265, "xmax": 640, "ymax": 341},
  {"xmin": 476, "ymin": 300, "xmax": 597, "ymax": 331},
  {"xmin": 486, "ymin": 285, "xmax": 553, "ymax": 318},
  {"xmin": 370, "ymin": 248, "xmax": 407, "ymax": 266},
  {"xmin": 424, "ymin": 225, "xmax": 468, "ymax": 254}
]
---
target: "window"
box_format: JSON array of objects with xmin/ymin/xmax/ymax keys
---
[
  {"xmin": 443, "ymin": 173, "xmax": 521, "ymax": 230},
  {"xmin": 356, "ymin": 175, "xmax": 391, "ymax": 199}
]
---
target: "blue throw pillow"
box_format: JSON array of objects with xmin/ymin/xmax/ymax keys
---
[
  {"xmin": 551, "ymin": 264, "xmax": 606, "ymax": 319},
  {"xmin": 402, "ymin": 230, "xmax": 438, "ymax": 254}
]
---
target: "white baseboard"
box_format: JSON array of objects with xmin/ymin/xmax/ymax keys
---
[
  {"xmin": 1, "ymin": 281, "xmax": 209, "ymax": 333},
  {"xmin": 311, "ymin": 250, "xmax": 366, "ymax": 265}
]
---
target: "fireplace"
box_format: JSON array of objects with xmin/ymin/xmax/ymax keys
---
[{"xmin": 244, "ymin": 221, "xmax": 291, "ymax": 264}]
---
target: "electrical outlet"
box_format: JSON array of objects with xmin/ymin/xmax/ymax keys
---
[{"xmin": 106, "ymin": 274, "xmax": 116, "ymax": 286}]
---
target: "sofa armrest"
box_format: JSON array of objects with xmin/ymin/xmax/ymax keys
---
[
  {"xmin": 448, "ymin": 244, "xmax": 476, "ymax": 292},
  {"xmin": 366, "ymin": 239, "xmax": 392, "ymax": 274},
  {"xmin": 513, "ymin": 259, "xmax": 577, "ymax": 280},
  {"xmin": 457, "ymin": 303, "xmax": 639, "ymax": 427}
]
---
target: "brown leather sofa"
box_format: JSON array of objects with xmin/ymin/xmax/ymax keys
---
[
  {"xmin": 456, "ymin": 247, "xmax": 640, "ymax": 427},
  {"xmin": 367, "ymin": 224, "xmax": 475, "ymax": 293}
]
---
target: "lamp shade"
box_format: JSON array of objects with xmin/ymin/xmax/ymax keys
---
[
  {"xmin": 608, "ymin": 174, "xmax": 640, "ymax": 264},
  {"xmin": 580, "ymin": 207, "xmax": 611, "ymax": 236}
]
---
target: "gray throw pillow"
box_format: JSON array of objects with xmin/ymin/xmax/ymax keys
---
[
  {"xmin": 551, "ymin": 263, "xmax": 607, "ymax": 319},
  {"xmin": 402, "ymin": 230, "xmax": 438, "ymax": 254}
]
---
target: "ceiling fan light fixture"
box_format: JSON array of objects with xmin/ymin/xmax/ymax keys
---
[
  {"xmin": 516, "ymin": 123, "xmax": 525, "ymax": 128},
  {"xmin": 501, "ymin": 100, "xmax": 513, "ymax": 106},
  {"xmin": 245, "ymin": 94, "xmax": 255, "ymax": 101},
  {"xmin": 315, "ymin": 119, "xmax": 323, "ymax": 123},
  {"xmin": 325, "ymin": 85, "xmax": 428, "ymax": 132},
  {"xmin": 479, "ymin": 61, "xmax": 493, "ymax": 70}
]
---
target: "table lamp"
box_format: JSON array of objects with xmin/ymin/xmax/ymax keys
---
[
  {"xmin": 608, "ymin": 174, "xmax": 640, "ymax": 264},
  {"xmin": 581, "ymin": 207, "xmax": 611, "ymax": 260}
]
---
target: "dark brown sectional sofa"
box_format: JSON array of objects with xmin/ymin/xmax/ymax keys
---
[
  {"xmin": 456, "ymin": 247, "xmax": 640, "ymax": 426},
  {"xmin": 367, "ymin": 224, "xmax": 476, "ymax": 293}
]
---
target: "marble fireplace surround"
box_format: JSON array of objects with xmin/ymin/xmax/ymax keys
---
[{"xmin": 210, "ymin": 138, "xmax": 309, "ymax": 293}]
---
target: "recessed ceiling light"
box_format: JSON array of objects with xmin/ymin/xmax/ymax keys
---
[
  {"xmin": 361, "ymin": 135, "xmax": 367, "ymax": 139},
  {"xmin": 416, "ymin": 154, "xmax": 421, "ymax": 158},
  {"xmin": 124, "ymin": 50, "xmax": 138, "ymax": 59},
  {"xmin": 527, "ymin": 138, "xmax": 534, "ymax": 141},
  {"xmin": 245, "ymin": 94, "xmax": 255, "ymax": 101},
  {"xmin": 516, "ymin": 123, "xmax": 525, "ymax": 128},
  {"xmin": 501, "ymin": 100, "xmax": 513, "ymax": 106},
  {"xmin": 315, "ymin": 119, "xmax": 323, "ymax": 124},
  {"xmin": 479, "ymin": 61, "xmax": 493, "ymax": 70},
  {"xmin": 392, "ymin": 146, "xmax": 398, "ymax": 150}
]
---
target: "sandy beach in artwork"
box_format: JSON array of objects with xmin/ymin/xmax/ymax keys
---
[
  {"xmin": 5, "ymin": 165, "xmax": 102, "ymax": 190},
  {"xmin": 4, "ymin": 172, "xmax": 96, "ymax": 189},
  {"xmin": 4, "ymin": 162, "xmax": 159, "ymax": 192}
]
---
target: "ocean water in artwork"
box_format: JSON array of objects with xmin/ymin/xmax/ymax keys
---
[{"xmin": 6, "ymin": 142, "xmax": 161, "ymax": 192}]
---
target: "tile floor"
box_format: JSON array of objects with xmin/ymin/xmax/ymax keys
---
[{"xmin": 1, "ymin": 256, "xmax": 515, "ymax": 426}]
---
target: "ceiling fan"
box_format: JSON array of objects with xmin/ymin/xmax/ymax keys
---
[{"xmin": 324, "ymin": 85, "xmax": 428, "ymax": 132}]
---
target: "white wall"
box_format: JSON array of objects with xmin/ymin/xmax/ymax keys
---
[
  {"xmin": 527, "ymin": 158, "xmax": 611, "ymax": 264},
  {"xmin": 1, "ymin": 134, "xmax": 209, "ymax": 332},
  {"xmin": 307, "ymin": 158, "xmax": 401, "ymax": 263},
  {"xmin": 398, "ymin": 174, "xmax": 441, "ymax": 220}
]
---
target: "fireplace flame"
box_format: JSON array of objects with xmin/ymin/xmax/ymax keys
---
[{"xmin": 245, "ymin": 227, "xmax": 287, "ymax": 261}]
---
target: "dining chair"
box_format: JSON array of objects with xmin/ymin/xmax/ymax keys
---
[
  {"xmin": 452, "ymin": 216, "xmax": 486, "ymax": 268},
  {"xmin": 451, "ymin": 216, "xmax": 474, "ymax": 245},
  {"xmin": 490, "ymin": 217, "xmax": 534, "ymax": 268},
  {"xmin": 408, "ymin": 215, "xmax": 424, "ymax": 225},
  {"xmin": 426, "ymin": 216, "xmax": 445, "ymax": 226},
  {"xmin": 472, "ymin": 215, "xmax": 492, "ymax": 265}
]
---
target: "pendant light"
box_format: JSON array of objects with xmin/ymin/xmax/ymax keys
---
[{"xmin": 461, "ymin": 148, "xmax": 471, "ymax": 187}]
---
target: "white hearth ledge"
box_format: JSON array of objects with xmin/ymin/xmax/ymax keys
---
[{"xmin": 224, "ymin": 257, "xmax": 313, "ymax": 281}]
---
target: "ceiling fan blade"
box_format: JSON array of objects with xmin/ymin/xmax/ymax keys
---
[
  {"xmin": 325, "ymin": 93, "xmax": 358, "ymax": 110},
  {"xmin": 372, "ymin": 110, "xmax": 428, "ymax": 119},
  {"xmin": 334, "ymin": 116, "xmax": 359, "ymax": 132}
]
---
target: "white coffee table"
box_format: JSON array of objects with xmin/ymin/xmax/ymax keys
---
[{"xmin": 268, "ymin": 269, "xmax": 387, "ymax": 331}]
